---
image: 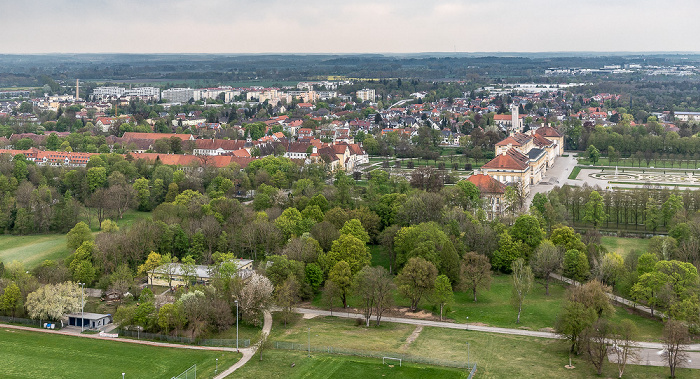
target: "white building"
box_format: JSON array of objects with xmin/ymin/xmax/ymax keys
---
[
  {"xmin": 162, "ymin": 88, "xmax": 195, "ymax": 103},
  {"xmin": 92, "ymin": 87, "xmax": 126, "ymax": 101},
  {"xmin": 356, "ymin": 89, "xmax": 376, "ymax": 102},
  {"xmin": 124, "ymin": 87, "xmax": 160, "ymax": 101}
]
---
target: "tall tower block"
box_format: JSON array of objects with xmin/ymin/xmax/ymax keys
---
[{"xmin": 510, "ymin": 104, "xmax": 520, "ymax": 133}]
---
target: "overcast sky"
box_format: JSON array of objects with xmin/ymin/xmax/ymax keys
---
[{"xmin": 2, "ymin": 0, "xmax": 697, "ymax": 54}]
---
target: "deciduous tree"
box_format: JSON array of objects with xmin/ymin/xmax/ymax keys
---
[
  {"xmin": 459, "ymin": 252, "xmax": 492, "ymax": 302},
  {"xmin": 432, "ymin": 274, "xmax": 453, "ymax": 321},
  {"xmin": 511, "ymin": 258, "xmax": 533, "ymax": 324},
  {"xmin": 396, "ymin": 257, "xmax": 438, "ymax": 311},
  {"xmin": 530, "ymin": 240, "xmax": 562, "ymax": 295}
]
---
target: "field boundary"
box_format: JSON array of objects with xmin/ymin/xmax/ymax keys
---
[{"xmin": 116, "ymin": 328, "xmax": 250, "ymax": 347}]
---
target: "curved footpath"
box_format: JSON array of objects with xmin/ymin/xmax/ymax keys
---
[
  {"xmin": 293, "ymin": 307, "xmax": 700, "ymax": 352},
  {"xmin": 0, "ymin": 310, "xmax": 273, "ymax": 378},
  {"xmin": 214, "ymin": 310, "xmax": 272, "ymax": 379}
]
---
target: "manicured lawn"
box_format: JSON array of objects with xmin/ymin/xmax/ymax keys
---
[
  {"xmin": 601, "ymin": 236, "xmax": 650, "ymax": 259},
  {"xmin": 0, "ymin": 234, "xmax": 69, "ymax": 268},
  {"xmin": 236, "ymin": 350, "xmax": 469, "ymax": 379},
  {"xmin": 0, "ymin": 328, "xmax": 241, "ymax": 379}
]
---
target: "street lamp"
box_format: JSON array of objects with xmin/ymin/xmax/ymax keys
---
[
  {"xmin": 79, "ymin": 283, "xmax": 85, "ymax": 332},
  {"xmin": 215, "ymin": 358, "xmax": 218, "ymax": 374},
  {"xmin": 466, "ymin": 316, "xmax": 469, "ymax": 331},
  {"xmin": 234, "ymin": 300, "xmax": 239, "ymax": 352},
  {"xmin": 122, "ymin": 373, "xmax": 125, "ymax": 379},
  {"xmin": 307, "ymin": 327, "xmax": 311, "ymax": 358}
]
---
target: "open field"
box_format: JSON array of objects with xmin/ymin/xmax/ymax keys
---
[
  {"xmin": 0, "ymin": 328, "xmax": 241, "ymax": 379},
  {"xmin": 310, "ymin": 274, "xmax": 664, "ymax": 341},
  {"xmin": 260, "ymin": 315, "xmax": 692, "ymax": 378},
  {"xmin": 601, "ymin": 236, "xmax": 650, "ymax": 259},
  {"xmin": 0, "ymin": 234, "xmax": 69, "ymax": 268},
  {"xmin": 431, "ymin": 275, "xmax": 663, "ymax": 341},
  {"xmin": 236, "ymin": 350, "xmax": 469, "ymax": 379}
]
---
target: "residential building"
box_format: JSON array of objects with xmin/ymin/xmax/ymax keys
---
[
  {"xmin": 356, "ymin": 89, "xmax": 376, "ymax": 102},
  {"xmin": 162, "ymin": 88, "xmax": 195, "ymax": 103}
]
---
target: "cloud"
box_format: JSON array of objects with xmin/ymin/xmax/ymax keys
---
[{"xmin": 1, "ymin": 0, "xmax": 698, "ymax": 53}]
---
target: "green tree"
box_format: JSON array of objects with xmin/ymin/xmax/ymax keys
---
[
  {"xmin": 645, "ymin": 198, "xmax": 659, "ymax": 231},
  {"xmin": 66, "ymin": 222, "xmax": 93, "ymax": 250},
  {"xmin": 86, "ymin": 166, "xmax": 107, "ymax": 192},
  {"xmin": 587, "ymin": 144, "xmax": 600, "ymax": 165},
  {"xmin": 563, "ymin": 249, "xmax": 589, "ymax": 283},
  {"xmin": 662, "ymin": 195, "xmax": 684, "ymax": 226},
  {"xmin": 511, "ymin": 258, "xmax": 533, "ymax": 324},
  {"xmin": 275, "ymin": 207, "xmax": 304, "ymax": 240},
  {"xmin": 555, "ymin": 301, "xmax": 597, "ymax": 353},
  {"xmin": 510, "ymin": 214, "xmax": 545, "ymax": 254},
  {"xmin": 396, "ymin": 257, "xmax": 438, "ymax": 311},
  {"xmin": 492, "ymin": 232, "xmax": 525, "ymax": 273},
  {"xmin": 328, "ymin": 261, "xmax": 353, "ymax": 308},
  {"xmin": 459, "ymin": 252, "xmax": 492, "ymax": 302},
  {"xmin": 321, "ymin": 234, "xmax": 371, "ymax": 275},
  {"xmin": 393, "ymin": 222, "xmax": 460, "ymax": 281},
  {"xmin": 133, "ymin": 178, "xmax": 151, "ymax": 211},
  {"xmin": 530, "ymin": 240, "xmax": 562, "ymax": 295},
  {"xmin": 339, "ymin": 219, "xmax": 370, "ymax": 244},
  {"xmin": 0, "ymin": 283, "xmax": 22, "ymax": 318},
  {"xmin": 432, "ymin": 274, "xmax": 454, "ymax": 321},
  {"xmin": 583, "ymin": 190, "xmax": 607, "ymax": 228}
]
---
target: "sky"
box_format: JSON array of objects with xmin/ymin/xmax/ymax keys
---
[{"xmin": 2, "ymin": 0, "xmax": 697, "ymax": 54}]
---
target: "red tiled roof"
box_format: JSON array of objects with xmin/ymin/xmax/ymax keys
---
[
  {"xmin": 535, "ymin": 126, "xmax": 562, "ymax": 138},
  {"xmin": 481, "ymin": 148, "xmax": 529, "ymax": 170},
  {"xmin": 467, "ymin": 174, "xmax": 506, "ymax": 194}
]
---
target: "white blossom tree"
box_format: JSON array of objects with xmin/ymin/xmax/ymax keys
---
[
  {"xmin": 239, "ymin": 273, "xmax": 274, "ymax": 326},
  {"xmin": 25, "ymin": 282, "xmax": 81, "ymax": 321}
]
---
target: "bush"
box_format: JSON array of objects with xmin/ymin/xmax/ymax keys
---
[
  {"xmin": 355, "ymin": 317, "xmax": 364, "ymax": 326},
  {"xmin": 465, "ymin": 163, "xmax": 472, "ymax": 171},
  {"xmin": 407, "ymin": 161, "xmax": 415, "ymax": 169}
]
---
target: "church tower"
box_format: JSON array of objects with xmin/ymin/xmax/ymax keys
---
[{"xmin": 511, "ymin": 104, "xmax": 520, "ymax": 133}]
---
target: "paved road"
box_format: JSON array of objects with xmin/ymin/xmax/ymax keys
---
[
  {"xmin": 215, "ymin": 310, "xmax": 272, "ymax": 379},
  {"xmin": 293, "ymin": 307, "xmax": 700, "ymax": 352}
]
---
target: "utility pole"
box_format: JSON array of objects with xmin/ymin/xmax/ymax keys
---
[
  {"xmin": 307, "ymin": 327, "xmax": 311, "ymax": 358},
  {"xmin": 235, "ymin": 300, "xmax": 239, "ymax": 352},
  {"xmin": 79, "ymin": 282, "xmax": 85, "ymax": 332}
]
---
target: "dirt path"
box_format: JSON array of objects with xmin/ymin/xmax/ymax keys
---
[{"xmin": 400, "ymin": 325, "xmax": 423, "ymax": 351}]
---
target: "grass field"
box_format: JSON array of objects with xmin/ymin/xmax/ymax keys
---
[
  {"xmin": 236, "ymin": 350, "xmax": 469, "ymax": 379},
  {"xmin": 426, "ymin": 275, "xmax": 663, "ymax": 341},
  {"xmin": 0, "ymin": 210, "xmax": 151, "ymax": 268},
  {"xmin": 601, "ymin": 236, "xmax": 650, "ymax": 259},
  {"xmin": 0, "ymin": 328, "xmax": 241, "ymax": 379},
  {"xmin": 0, "ymin": 234, "xmax": 69, "ymax": 268},
  {"xmin": 258, "ymin": 316, "xmax": 692, "ymax": 378}
]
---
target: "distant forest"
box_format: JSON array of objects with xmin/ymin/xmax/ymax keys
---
[{"xmin": 3, "ymin": 53, "xmax": 700, "ymax": 87}]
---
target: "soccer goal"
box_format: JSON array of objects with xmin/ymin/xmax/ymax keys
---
[
  {"xmin": 382, "ymin": 357, "xmax": 402, "ymax": 367},
  {"xmin": 172, "ymin": 364, "xmax": 196, "ymax": 379}
]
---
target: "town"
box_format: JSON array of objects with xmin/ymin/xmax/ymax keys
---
[{"xmin": 3, "ymin": 5, "xmax": 700, "ymax": 377}]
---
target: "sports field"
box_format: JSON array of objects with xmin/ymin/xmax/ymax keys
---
[
  {"xmin": 0, "ymin": 234, "xmax": 69, "ymax": 268},
  {"xmin": 0, "ymin": 328, "xmax": 240, "ymax": 379},
  {"xmin": 236, "ymin": 350, "xmax": 469, "ymax": 379}
]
